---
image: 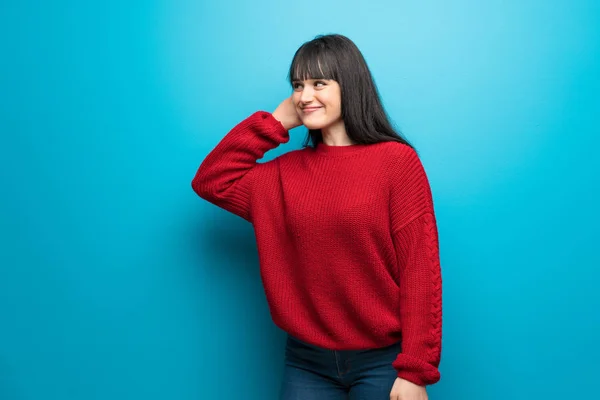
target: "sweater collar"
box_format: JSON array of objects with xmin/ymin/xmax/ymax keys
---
[{"xmin": 314, "ymin": 141, "xmax": 371, "ymax": 157}]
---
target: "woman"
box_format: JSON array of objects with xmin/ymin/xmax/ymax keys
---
[{"xmin": 191, "ymin": 34, "xmax": 442, "ymax": 400}]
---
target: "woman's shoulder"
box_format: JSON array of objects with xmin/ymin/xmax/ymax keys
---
[
  {"xmin": 376, "ymin": 141, "xmax": 429, "ymax": 185},
  {"xmin": 377, "ymin": 139, "xmax": 414, "ymax": 152},
  {"xmin": 374, "ymin": 140, "xmax": 420, "ymax": 163}
]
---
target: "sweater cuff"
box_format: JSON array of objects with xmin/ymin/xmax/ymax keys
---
[
  {"xmin": 393, "ymin": 353, "xmax": 441, "ymax": 386},
  {"xmin": 253, "ymin": 111, "xmax": 289, "ymax": 142}
]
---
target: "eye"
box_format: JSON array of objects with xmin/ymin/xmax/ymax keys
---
[
  {"xmin": 315, "ymin": 81, "xmax": 326, "ymax": 87},
  {"xmin": 292, "ymin": 82, "xmax": 303, "ymax": 91}
]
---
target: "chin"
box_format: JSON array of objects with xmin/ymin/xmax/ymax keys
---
[
  {"xmin": 302, "ymin": 119, "xmax": 328, "ymax": 130},
  {"xmin": 303, "ymin": 123, "xmax": 324, "ymax": 130}
]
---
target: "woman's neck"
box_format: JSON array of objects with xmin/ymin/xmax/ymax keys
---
[{"xmin": 321, "ymin": 119, "xmax": 355, "ymax": 146}]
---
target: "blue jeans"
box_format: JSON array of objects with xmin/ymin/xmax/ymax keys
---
[{"xmin": 279, "ymin": 334, "xmax": 402, "ymax": 400}]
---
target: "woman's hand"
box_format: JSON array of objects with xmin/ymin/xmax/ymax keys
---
[
  {"xmin": 272, "ymin": 96, "xmax": 303, "ymax": 131},
  {"xmin": 390, "ymin": 377, "xmax": 428, "ymax": 400}
]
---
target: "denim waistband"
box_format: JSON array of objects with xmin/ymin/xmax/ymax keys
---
[
  {"xmin": 284, "ymin": 333, "xmax": 402, "ymax": 385},
  {"xmin": 286, "ymin": 334, "xmax": 402, "ymax": 354}
]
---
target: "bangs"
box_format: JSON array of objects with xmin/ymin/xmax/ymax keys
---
[{"xmin": 289, "ymin": 44, "xmax": 338, "ymax": 83}]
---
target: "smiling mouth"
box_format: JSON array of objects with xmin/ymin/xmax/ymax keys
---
[{"xmin": 302, "ymin": 107, "xmax": 322, "ymax": 113}]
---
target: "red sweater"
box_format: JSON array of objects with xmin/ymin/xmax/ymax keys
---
[{"xmin": 191, "ymin": 111, "xmax": 442, "ymax": 386}]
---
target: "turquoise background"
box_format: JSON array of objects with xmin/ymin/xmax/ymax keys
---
[{"xmin": 1, "ymin": 1, "xmax": 599, "ymax": 399}]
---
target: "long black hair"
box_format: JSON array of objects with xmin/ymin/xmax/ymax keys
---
[{"xmin": 287, "ymin": 34, "xmax": 414, "ymax": 150}]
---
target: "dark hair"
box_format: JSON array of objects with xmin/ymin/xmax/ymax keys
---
[{"xmin": 287, "ymin": 34, "xmax": 414, "ymax": 150}]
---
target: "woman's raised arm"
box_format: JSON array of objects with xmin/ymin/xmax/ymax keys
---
[{"xmin": 191, "ymin": 110, "xmax": 291, "ymax": 223}]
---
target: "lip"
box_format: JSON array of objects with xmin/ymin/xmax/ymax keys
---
[{"xmin": 302, "ymin": 107, "xmax": 322, "ymax": 114}]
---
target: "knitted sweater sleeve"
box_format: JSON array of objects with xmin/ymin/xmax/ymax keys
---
[
  {"xmin": 389, "ymin": 146, "xmax": 442, "ymax": 386},
  {"xmin": 191, "ymin": 111, "xmax": 289, "ymax": 222}
]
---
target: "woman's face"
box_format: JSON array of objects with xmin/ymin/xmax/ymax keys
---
[{"xmin": 291, "ymin": 78, "xmax": 342, "ymax": 130}]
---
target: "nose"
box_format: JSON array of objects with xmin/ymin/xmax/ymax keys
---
[{"xmin": 300, "ymin": 86, "xmax": 314, "ymax": 103}]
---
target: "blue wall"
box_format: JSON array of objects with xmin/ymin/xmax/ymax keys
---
[{"xmin": 1, "ymin": 1, "xmax": 598, "ymax": 399}]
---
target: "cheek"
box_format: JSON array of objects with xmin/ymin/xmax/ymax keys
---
[
  {"xmin": 328, "ymin": 97, "xmax": 342, "ymax": 114},
  {"xmin": 290, "ymin": 95, "xmax": 301, "ymax": 113},
  {"xmin": 324, "ymin": 93, "xmax": 340, "ymax": 110}
]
